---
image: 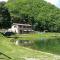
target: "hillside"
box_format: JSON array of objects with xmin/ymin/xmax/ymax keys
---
[
  {"xmin": 0, "ymin": 33, "xmax": 60, "ymax": 60},
  {"xmin": 1, "ymin": 0, "xmax": 60, "ymax": 60},
  {"xmin": 6, "ymin": 0, "xmax": 60, "ymax": 32}
]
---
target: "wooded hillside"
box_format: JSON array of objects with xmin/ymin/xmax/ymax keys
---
[{"xmin": 5, "ymin": 0, "xmax": 60, "ymax": 32}]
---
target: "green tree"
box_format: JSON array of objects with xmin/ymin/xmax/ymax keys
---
[
  {"xmin": 0, "ymin": 2, "xmax": 11, "ymax": 29},
  {"xmin": 6, "ymin": 0, "xmax": 60, "ymax": 32}
]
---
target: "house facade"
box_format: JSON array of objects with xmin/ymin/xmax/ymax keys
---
[{"xmin": 8, "ymin": 23, "xmax": 34, "ymax": 34}]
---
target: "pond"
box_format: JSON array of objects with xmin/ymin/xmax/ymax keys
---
[
  {"xmin": 15, "ymin": 40, "xmax": 33, "ymax": 46},
  {"xmin": 10, "ymin": 33, "xmax": 60, "ymax": 55},
  {"xmin": 31, "ymin": 37, "xmax": 60, "ymax": 55}
]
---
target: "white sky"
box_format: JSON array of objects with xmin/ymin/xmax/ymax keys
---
[
  {"xmin": 44, "ymin": 0, "xmax": 60, "ymax": 8},
  {"xmin": 0, "ymin": 0, "xmax": 8, "ymax": 2}
]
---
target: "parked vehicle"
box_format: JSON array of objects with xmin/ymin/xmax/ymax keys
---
[{"xmin": 2, "ymin": 32, "xmax": 14, "ymax": 36}]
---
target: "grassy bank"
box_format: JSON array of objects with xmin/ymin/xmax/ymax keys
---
[{"xmin": 0, "ymin": 33, "xmax": 60, "ymax": 60}]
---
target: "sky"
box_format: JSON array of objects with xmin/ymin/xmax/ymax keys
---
[
  {"xmin": 44, "ymin": 0, "xmax": 60, "ymax": 8},
  {"xmin": 0, "ymin": 0, "xmax": 60, "ymax": 8},
  {"xmin": 0, "ymin": 0, "xmax": 8, "ymax": 2}
]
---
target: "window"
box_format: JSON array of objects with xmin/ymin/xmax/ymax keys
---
[
  {"xmin": 23, "ymin": 26, "xmax": 26, "ymax": 28},
  {"xmin": 18, "ymin": 25, "xmax": 22, "ymax": 28},
  {"xmin": 27, "ymin": 26, "xmax": 31, "ymax": 28}
]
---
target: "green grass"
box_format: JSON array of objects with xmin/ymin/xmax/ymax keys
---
[
  {"xmin": 10, "ymin": 32, "xmax": 60, "ymax": 40},
  {"xmin": 0, "ymin": 33, "xmax": 60, "ymax": 60}
]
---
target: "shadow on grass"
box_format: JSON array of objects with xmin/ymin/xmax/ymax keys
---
[{"xmin": 0, "ymin": 52, "xmax": 12, "ymax": 59}]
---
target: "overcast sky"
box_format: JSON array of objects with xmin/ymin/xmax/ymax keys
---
[
  {"xmin": 0, "ymin": 0, "xmax": 8, "ymax": 2},
  {"xmin": 45, "ymin": 0, "xmax": 60, "ymax": 8}
]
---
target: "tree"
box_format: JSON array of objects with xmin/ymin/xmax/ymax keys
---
[
  {"xmin": 0, "ymin": 2, "xmax": 11, "ymax": 29},
  {"xmin": 6, "ymin": 0, "xmax": 60, "ymax": 32}
]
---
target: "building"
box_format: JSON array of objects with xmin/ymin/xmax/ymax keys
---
[{"xmin": 8, "ymin": 23, "xmax": 34, "ymax": 34}]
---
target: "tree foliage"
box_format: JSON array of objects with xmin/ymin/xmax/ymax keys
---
[
  {"xmin": 6, "ymin": 0, "xmax": 60, "ymax": 32},
  {"xmin": 0, "ymin": 2, "xmax": 11, "ymax": 29}
]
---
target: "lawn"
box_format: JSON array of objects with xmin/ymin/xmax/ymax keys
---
[{"xmin": 0, "ymin": 33, "xmax": 60, "ymax": 60}]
